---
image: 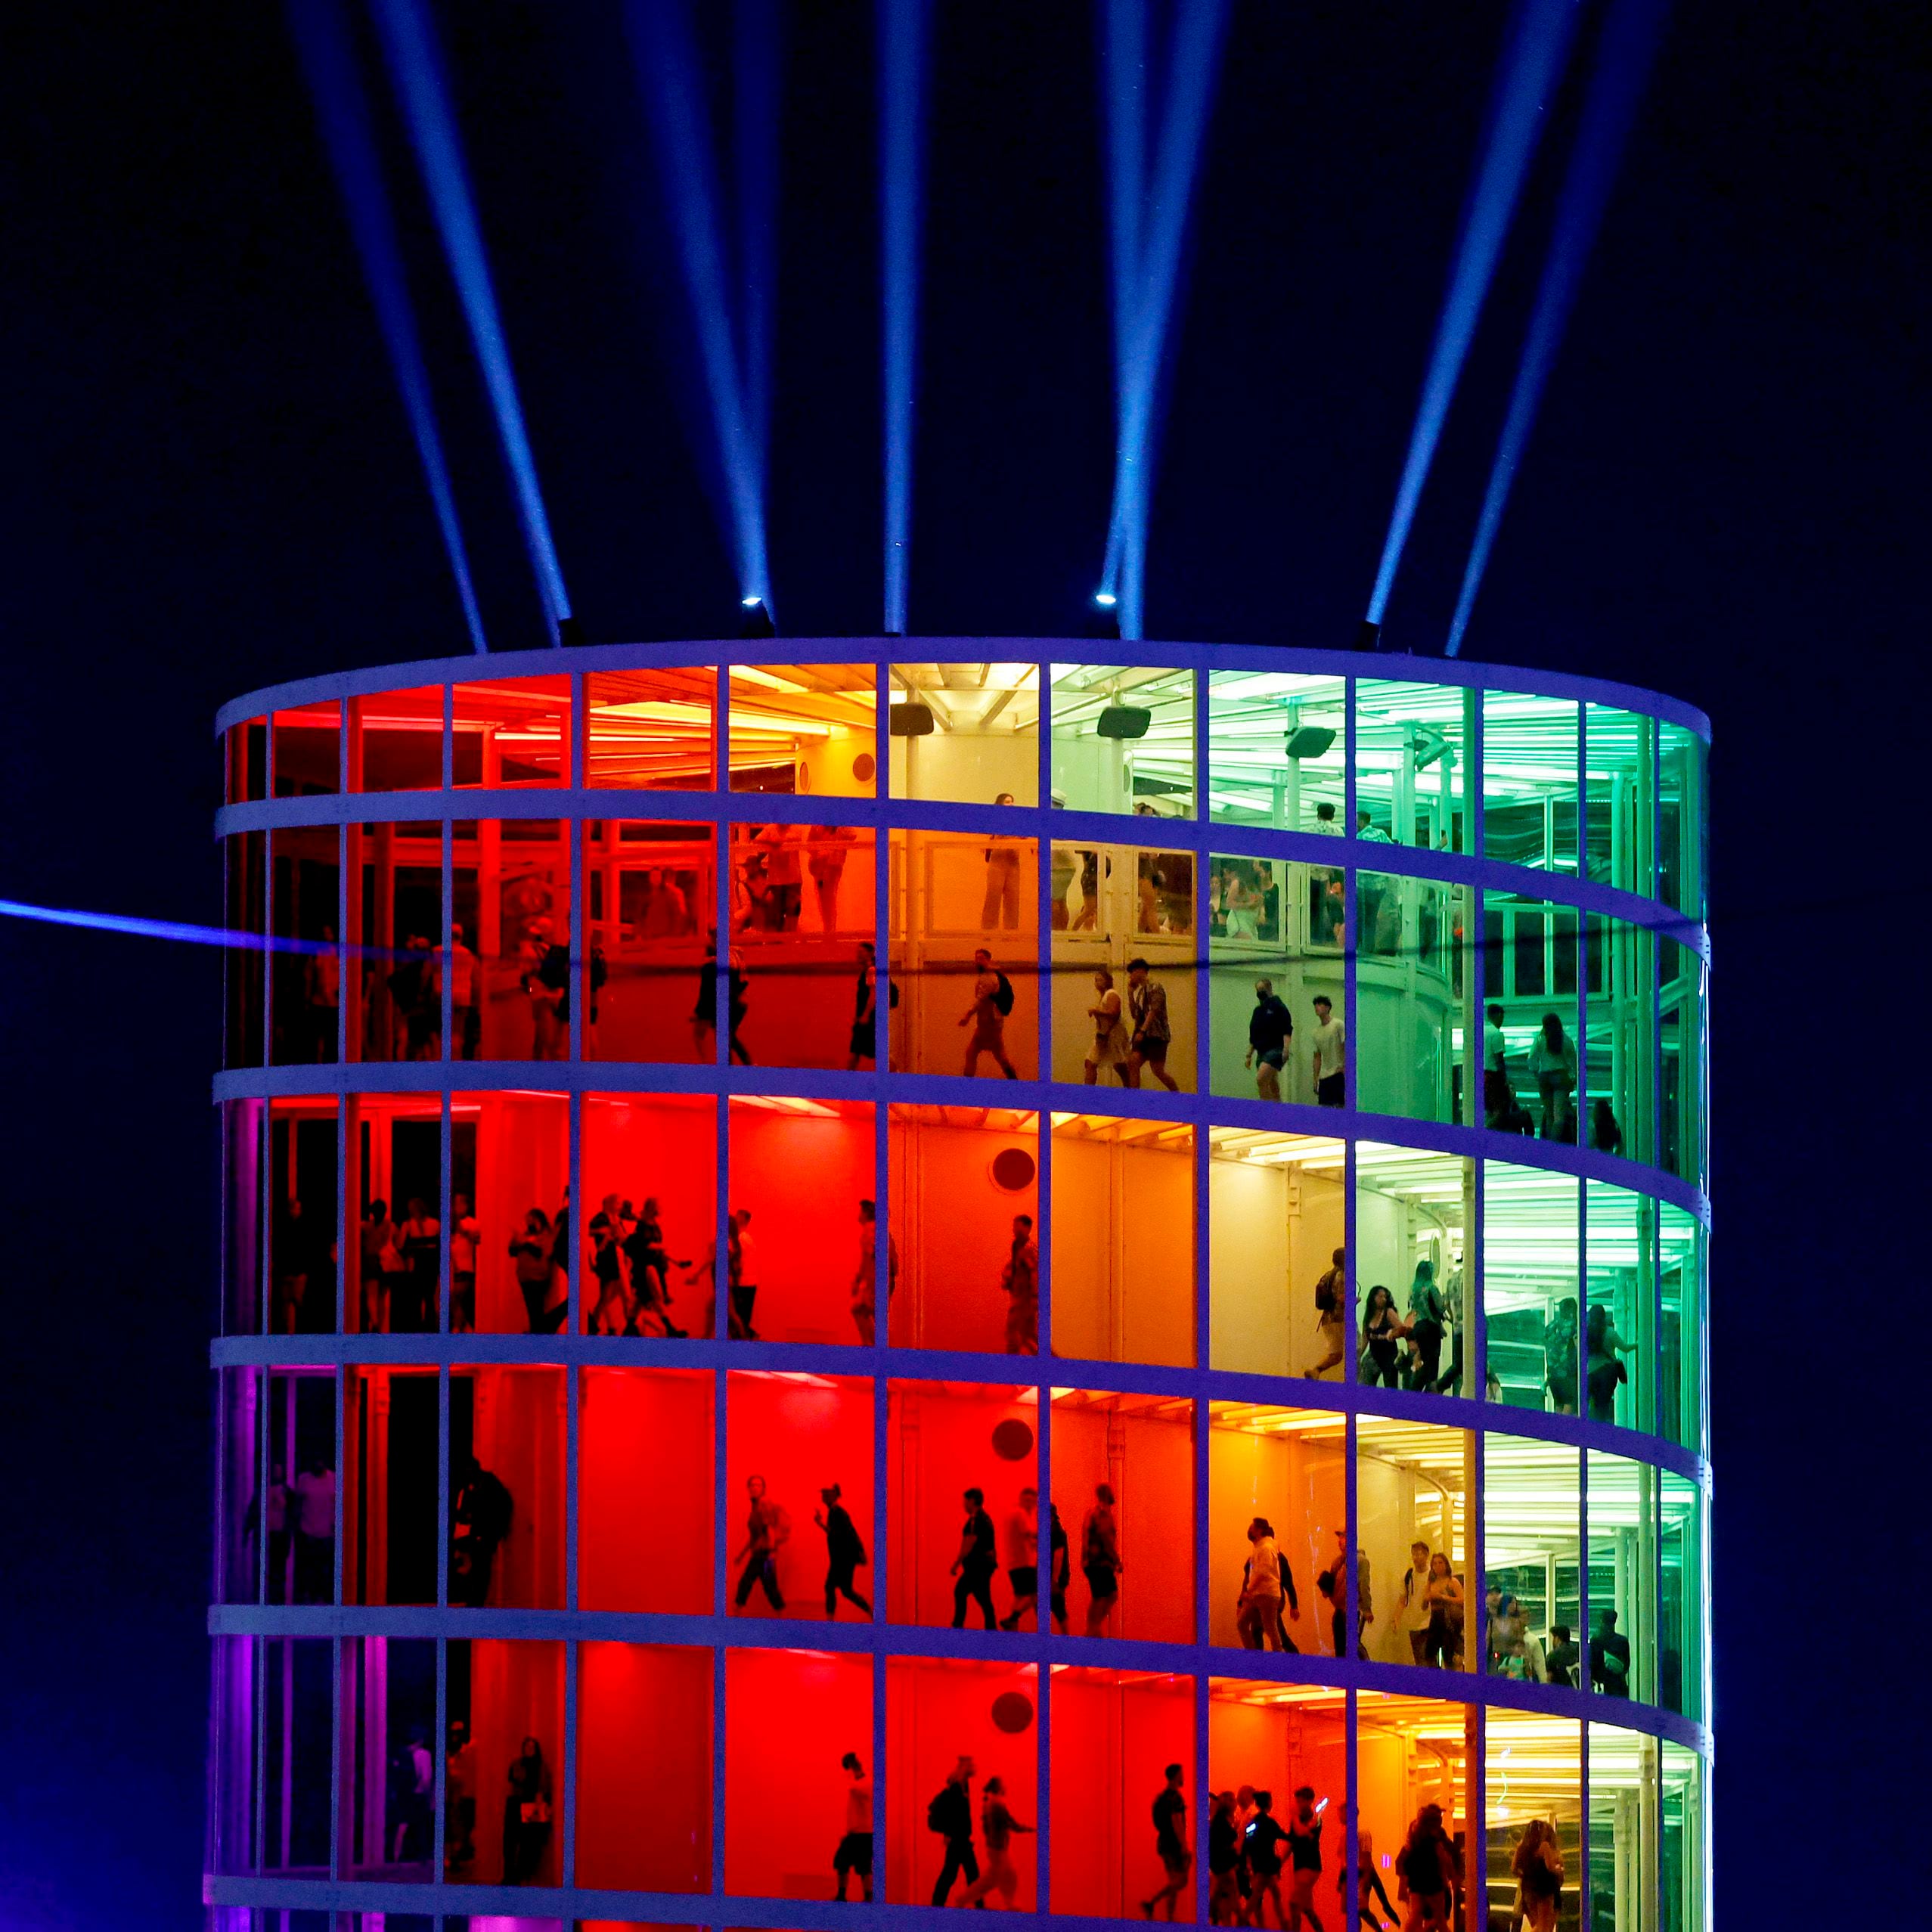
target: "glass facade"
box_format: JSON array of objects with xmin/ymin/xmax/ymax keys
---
[{"xmin": 209, "ymin": 643, "xmax": 1709, "ymax": 1927}]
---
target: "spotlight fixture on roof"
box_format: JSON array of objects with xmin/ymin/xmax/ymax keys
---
[
  {"xmin": 1088, "ymin": 591, "xmax": 1121, "ymax": 641},
  {"xmin": 555, "ymin": 615, "xmax": 585, "ymax": 649},
  {"xmin": 1354, "ymin": 619, "xmax": 1383, "ymax": 653},
  {"xmin": 888, "ymin": 699, "xmax": 936, "ymax": 737},
  {"xmin": 738, "ymin": 595, "xmax": 777, "ymax": 641}
]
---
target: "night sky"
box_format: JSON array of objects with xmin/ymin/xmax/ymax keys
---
[{"xmin": 2, "ymin": 5, "xmax": 1923, "ymax": 1925}]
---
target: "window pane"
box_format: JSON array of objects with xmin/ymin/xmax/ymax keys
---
[
  {"xmin": 1482, "ymin": 1161, "xmax": 1580, "ymax": 1414},
  {"xmin": 455, "ymin": 1089, "xmax": 569, "ymax": 1335},
  {"xmin": 1050, "ymin": 842, "xmax": 1195, "ymax": 1090},
  {"xmin": 726, "ymin": 1370, "xmax": 873, "ymax": 1621},
  {"xmin": 1482, "ymin": 691, "xmax": 1580, "ymax": 872},
  {"xmin": 1354, "ymin": 1143, "xmax": 1473, "ymax": 1398},
  {"xmin": 1660, "ymin": 1741, "xmax": 1709, "ymax": 1932},
  {"xmin": 1357, "ymin": 868, "xmax": 1474, "ymax": 1124},
  {"xmin": 451, "ymin": 818, "xmax": 569, "ymax": 1062},
  {"xmin": 1051, "ymin": 663, "xmax": 1195, "ymax": 817},
  {"xmin": 1207, "ymin": 1404, "xmax": 1345, "ymax": 1649},
  {"xmin": 225, "ymin": 831, "xmax": 265, "ymax": 1069},
  {"xmin": 1482, "ymin": 1434, "xmax": 1580, "ymax": 1682},
  {"xmin": 889, "ymin": 828, "xmax": 1040, "ymax": 1079},
  {"xmin": 727, "ymin": 662, "xmax": 877, "ymax": 795},
  {"xmin": 453, "ymin": 674, "xmax": 571, "ymax": 786},
  {"xmin": 1659, "ymin": 947, "xmax": 1707, "ymax": 1186},
  {"xmin": 342, "ymin": 1367, "xmax": 439, "ymax": 1605},
  {"xmin": 346, "ymin": 1093, "xmax": 442, "ymax": 1335},
  {"xmin": 580, "ymin": 1091, "xmax": 713, "ymax": 1340},
  {"xmin": 1356, "ymin": 678, "xmax": 1472, "ymax": 851},
  {"xmin": 729, "ymin": 823, "xmax": 878, "ymax": 1070},
  {"xmin": 227, "ymin": 717, "xmax": 268, "ymax": 803},
  {"xmin": 1481, "ymin": 894, "xmax": 1581, "ymax": 1143},
  {"xmin": 587, "ymin": 665, "xmax": 717, "ymax": 789},
  {"xmin": 1586, "ymin": 704, "xmax": 1654, "ymax": 895},
  {"xmin": 579, "ymin": 1369, "xmax": 714, "ymax": 1612},
  {"xmin": 1658, "ymin": 723, "xmax": 1705, "ymax": 921},
  {"xmin": 1208, "ymin": 1127, "xmax": 1346, "ymax": 1380},
  {"xmin": 271, "ymin": 826, "xmax": 340, "ymax": 1066},
  {"xmin": 1484, "ymin": 1711, "xmax": 1580, "ymax": 1929},
  {"xmin": 1050, "ymin": 1668, "xmax": 1194, "ymax": 1916},
  {"xmin": 1586, "ymin": 1450, "xmax": 1656, "ymax": 1704},
  {"xmin": 1583, "ymin": 913, "xmax": 1654, "ymax": 1165},
  {"xmin": 1209, "ymin": 854, "xmax": 1342, "ymax": 1107},
  {"xmin": 1206, "ymin": 1682, "xmax": 1347, "ymax": 1909},
  {"xmin": 888, "ymin": 1378, "xmax": 1037, "ymax": 1631},
  {"xmin": 1051, "ymin": 1115, "xmax": 1194, "ymax": 1366},
  {"xmin": 889, "ymin": 661, "xmax": 1040, "ymax": 803},
  {"xmin": 340, "ymin": 1636, "xmax": 437, "ymax": 1881},
  {"xmin": 1658, "ymin": 1205, "xmax": 1704, "ymax": 1453},
  {"xmin": 1589, "ymin": 1723, "xmax": 1660, "ymax": 1932},
  {"xmin": 1357, "ymin": 1416, "xmax": 1472, "ymax": 1672},
  {"xmin": 259, "ymin": 1638, "xmax": 334, "ymax": 1874},
  {"xmin": 1353, "ymin": 1692, "xmax": 1469, "ymax": 1919},
  {"xmin": 1658, "ymin": 1472, "xmax": 1705, "ymax": 1723},
  {"xmin": 272, "ymin": 700, "xmax": 341, "ymax": 798},
  {"xmin": 1586, "ymin": 1181, "xmax": 1654, "ymax": 1431},
  {"xmin": 577, "ymin": 1643, "xmax": 713, "ymax": 1890},
  {"xmin": 347, "ymin": 821, "xmax": 443, "ymax": 1064},
  {"xmin": 887, "ymin": 1103, "xmax": 1039, "ymax": 1355},
  {"xmin": 351, "ymin": 686, "xmax": 443, "ymax": 792},
  {"xmin": 444, "ymin": 1639, "xmax": 566, "ymax": 1887},
  {"xmin": 583, "ymin": 820, "xmax": 713, "ymax": 1063},
  {"xmin": 1206, "ymin": 668, "xmax": 1344, "ymax": 831}
]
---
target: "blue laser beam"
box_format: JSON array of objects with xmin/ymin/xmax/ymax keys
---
[
  {"xmin": 1446, "ymin": 0, "xmax": 1673, "ymax": 656},
  {"xmin": 1099, "ymin": 0, "xmax": 1233, "ymax": 642},
  {"xmin": 879, "ymin": 0, "xmax": 932, "ymax": 636},
  {"xmin": 1366, "ymin": 0, "xmax": 1585, "ymax": 629},
  {"xmin": 368, "ymin": 0, "xmax": 572, "ymax": 640},
  {"xmin": 0, "ymin": 896, "xmax": 400, "ymax": 960},
  {"xmin": 625, "ymin": 0, "xmax": 777, "ymax": 614},
  {"xmin": 287, "ymin": 0, "xmax": 488, "ymax": 655}
]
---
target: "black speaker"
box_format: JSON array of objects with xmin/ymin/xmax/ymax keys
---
[
  {"xmin": 888, "ymin": 701, "xmax": 936, "ymax": 737},
  {"xmin": 1284, "ymin": 725, "xmax": 1338, "ymax": 759},
  {"xmin": 1096, "ymin": 704, "xmax": 1152, "ymax": 740}
]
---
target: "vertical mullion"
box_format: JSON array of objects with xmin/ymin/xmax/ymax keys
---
[
  {"xmin": 1470, "ymin": 1421, "xmax": 1487, "ymax": 1929},
  {"xmin": 870, "ymin": 651, "xmax": 891, "ymax": 1909},
  {"xmin": 561, "ymin": 1633, "xmax": 579, "ymax": 1888},
  {"xmin": 1034, "ymin": 653, "xmax": 1054, "ymax": 1912},
  {"xmin": 712, "ymin": 616, "xmax": 733, "ymax": 1932}
]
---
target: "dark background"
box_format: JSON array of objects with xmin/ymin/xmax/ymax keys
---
[{"xmin": 1, "ymin": 4, "xmax": 1921, "ymax": 1924}]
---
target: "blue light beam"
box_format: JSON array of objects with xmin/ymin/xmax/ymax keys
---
[
  {"xmin": 1446, "ymin": 0, "xmax": 1673, "ymax": 656},
  {"xmin": 1366, "ymin": 0, "xmax": 1585, "ymax": 628},
  {"xmin": 625, "ymin": 0, "xmax": 777, "ymax": 614},
  {"xmin": 0, "ymin": 895, "xmax": 398, "ymax": 960},
  {"xmin": 1099, "ymin": 0, "xmax": 1233, "ymax": 642},
  {"xmin": 368, "ymin": 0, "xmax": 573, "ymax": 640},
  {"xmin": 879, "ymin": 0, "xmax": 933, "ymax": 636},
  {"xmin": 287, "ymin": 0, "xmax": 488, "ymax": 654}
]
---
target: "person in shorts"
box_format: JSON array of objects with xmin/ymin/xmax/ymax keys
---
[
  {"xmin": 1246, "ymin": 977, "xmax": 1294, "ymax": 1099},
  {"xmin": 1284, "ymin": 1785, "xmax": 1326, "ymax": 1930},
  {"xmin": 833, "ymin": 1751, "xmax": 873, "ymax": 1900},
  {"xmin": 1142, "ymin": 1762, "xmax": 1192, "ymax": 1920},
  {"xmin": 999, "ymin": 1485, "xmax": 1040, "ymax": 1630},
  {"xmin": 1310, "ymin": 994, "xmax": 1345, "ymax": 1106},
  {"xmin": 960, "ymin": 947, "xmax": 1019, "ymax": 1078},
  {"xmin": 1396, "ymin": 1802, "xmax": 1459, "ymax": 1928},
  {"xmin": 1126, "ymin": 958, "xmax": 1180, "ymax": 1091}
]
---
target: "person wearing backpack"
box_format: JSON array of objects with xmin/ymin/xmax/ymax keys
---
[
  {"xmin": 927, "ymin": 1754, "xmax": 979, "ymax": 1905},
  {"xmin": 450, "ymin": 1453, "xmax": 513, "ymax": 1608},
  {"xmin": 1404, "ymin": 1261, "xmax": 1447, "ymax": 1390},
  {"xmin": 1310, "ymin": 1245, "xmax": 1347, "ymax": 1378},
  {"xmin": 960, "ymin": 947, "xmax": 1019, "ymax": 1078},
  {"xmin": 1395, "ymin": 1803, "xmax": 1459, "ymax": 1928}
]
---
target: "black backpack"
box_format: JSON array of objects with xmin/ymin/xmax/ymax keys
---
[
  {"xmin": 993, "ymin": 971, "xmax": 1016, "ymax": 1016},
  {"xmin": 927, "ymin": 1787, "xmax": 954, "ymax": 1834}
]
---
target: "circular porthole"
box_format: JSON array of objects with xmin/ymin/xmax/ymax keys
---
[
  {"xmin": 991, "ymin": 1691, "xmax": 1035, "ymax": 1733},
  {"xmin": 795, "ymin": 761, "xmax": 813, "ymax": 792},
  {"xmin": 991, "ymin": 1418, "xmax": 1034, "ymax": 1461},
  {"xmin": 853, "ymin": 751, "xmax": 876, "ymax": 783},
  {"xmin": 991, "ymin": 1146, "xmax": 1037, "ymax": 1192}
]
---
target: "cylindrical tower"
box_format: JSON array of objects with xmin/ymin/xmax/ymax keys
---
[{"xmin": 206, "ymin": 640, "xmax": 1709, "ymax": 1930}]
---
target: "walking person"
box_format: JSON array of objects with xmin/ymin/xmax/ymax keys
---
[
  {"xmin": 1586, "ymin": 1304, "xmax": 1636, "ymax": 1422},
  {"xmin": 1360, "ymin": 1285, "xmax": 1404, "ymax": 1388},
  {"xmin": 833, "ymin": 1752, "xmax": 874, "ymax": 1901},
  {"xmin": 1310, "ymin": 1246, "xmax": 1347, "ymax": 1378},
  {"xmin": 851, "ymin": 1198, "xmax": 896, "ymax": 1346},
  {"xmin": 1084, "ymin": 968, "xmax": 1130, "ymax": 1084},
  {"xmin": 1511, "ymin": 1818, "xmax": 1565, "ymax": 1932},
  {"xmin": 510, "ymin": 1209, "xmax": 554, "ymax": 1334},
  {"xmin": 1397, "ymin": 1542, "xmax": 1434, "ymax": 1664},
  {"xmin": 1395, "ymin": 1803, "xmax": 1459, "ymax": 1929},
  {"xmin": 1125, "ymin": 959, "xmax": 1180, "ymax": 1090},
  {"xmin": 1529, "ymin": 1011, "xmax": 1577, "ymax": 1141},
  {"xmin": 1544, "ymin": 1296, "xmax": 1581, "ymax": 1413},
  {"xmin": 1141, "ymin": 1763, "xmax": 1192, "ymax": 1921},
  {"xmin": 816, "ymin": 1484, "xmax": 872, "ymax": 1620},
  {"xmin": 998, "ymin": 1487, "xmax": 1040, "ymax": 1630},
  {"xmin": 809, "ymin": 824, "xmax": 857, "ymax": 933},
  {"xmin": 449, "ymin": 1453, "xmax": 513, "ymax": 1608},
  {"xmin": 1081, "ymin": 1483, "xmax": 1123, "ymax": 1636},
  {"xmin": 1283, "ymin": 1787, "xmax": 1326, "ymax": 1932},
  {"xmin": 449, "ymin": 1192, "xmax": 479, "ymax": 1333},
  {"xmin": 954, "ymin": 1776, "xmax": 1034, "ymax": 1907},
  {"xmin": 1243, "ymin": 1791, "xmax": 1289, "ymax": 1929},
  {"xmin": 1236, "ymin": 1516, "xmax": 1300, "ymax": 1652},
  {"xmin": 1309, "ymin": 995, "xmax": 1345, "ymax": 1107},
  {"xmin": 1404, "ymin": 1260, "xmax": 1447, "ymax": 1390},
  {"xmin": 1047, "ymin": 1503, "xmax": 1071, "ymax": 1634},
  {"xmin": 951, "ymin": 1487, "xmax": 1001, "ymax": 1629},
  {"xmin": 730, "ymin": 1208, "xmax": 761, "ymax": 1338},
  {"xmin": 1482, "ymin": 1002, "xmax": 1510, "ymax": 1126},
  {"xmin": 960, "ymin": 947, "xmax": 1019, "ymax": 1078},
  {"xmin": 733, "ymin": 1473, "xmax": 789, "ymax": 1614},
  {"xmin": 847, "ymin": 940, "xmax": 879, "ymax": 1070},
  {"xmin": 1246, "ymin": 977, "xmax": 1293, "ymax": 1099},
  {"xmin": 1423, "ymin": 1553, "xmax": 1464, "ymax": 1669},
  {"xmin": 928, "ymin": 1756, "xmax": 980, "ymax": 1906},
  {"xmin": 1000, "ymin": 1214, "xmax": 1039, "ymax": 1354},
  {"xmin": 1207, "ymin": 1791, "xmax": 1242, "ymax": 1924}
]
